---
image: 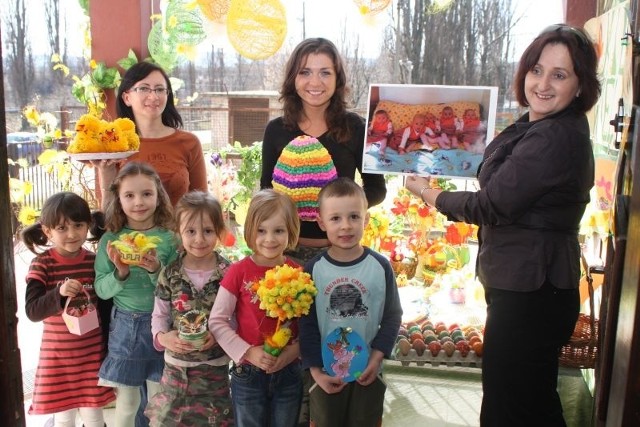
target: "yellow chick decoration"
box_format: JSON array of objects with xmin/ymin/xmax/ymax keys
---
[
  {"xmin": 263, "ymin": 326, "xmax": 292, "ymax": 356},
  {"xmin": 396, "ymin": 273, "xmax": 409, "ymax": 287},
  {"xmin": 110, "ymin": 231, "xmax": 162, "ymax": 265},
  {"xmin": 67, "ymin": 114, "xmax": 140, "ymax": 154}
]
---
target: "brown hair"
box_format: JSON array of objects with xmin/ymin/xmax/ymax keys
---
[
  {"xmin": 243, "ymin": 189, "xmax": 300, "ymax": 253},
  {"xmin": 514, "ymin": 24, "xmax": 600, "ymax": 113},
  {"xmin": 318, "ymin": 177, "xmax": 367, "ymax": 211},
  {"xmin": 280, "ymin": 38, "xmax": 352, "ymax": 143},
  {"xmin": 174, "ymin": 191, "xmax": 227, "ymax": 241},
  {"xmin": 104, "ymin": 162, "xmax": 174, "ymax": 231}
]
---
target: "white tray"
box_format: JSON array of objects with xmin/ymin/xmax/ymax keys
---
[
  {"xmin": 68, "ymin": 151, "xmax": 138, "ymax": 161},
  {"xmin": 394, "ymin": 348, "xmax": 482, "ymax": 368}
]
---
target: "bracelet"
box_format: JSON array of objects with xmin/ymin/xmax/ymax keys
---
[{"xmin": 419, "ymin": 186, "xmax": 429, "ymax": 204}]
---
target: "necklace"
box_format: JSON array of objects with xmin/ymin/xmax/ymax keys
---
[{"xmin": 128, "ymin": 224, "xmax": 156, "ymax": 231}]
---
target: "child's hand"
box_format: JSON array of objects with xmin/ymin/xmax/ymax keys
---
[
  {"xmin": 138, "ymin": 249, "xmax": 160, "ymax": 274},
  {"xmin": 265, "ymin": 341, "xmax": 300, "ymax": 374},
  {"xmin": 158, "ymin": 330, "xmax": 193, "ymax": 354},
  {"xmin": 199, "ymin": 331, "xmax": 216, "ymax": 351},
  {"xmin": 356, "ymin": 349, "xmax": 384, "ymax": 386},
  {"xmin": 310, "ymin": 367, "xmax": 347, "ymax": 394},
  {"xmin": 243, "ymin": 346, "xmax": 277, "ymax": 371},
  {"xmin": 107, "ymin": 242, "xmax": 130, "ymax": 280},
  {"xmin": 59, "ymin": 278, "xmax": 83, "ymax": 298}
]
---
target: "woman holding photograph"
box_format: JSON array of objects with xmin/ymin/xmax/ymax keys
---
[
  {"xmin": 405, "ymin": 25, "xmax": 600, "ymax": 426},
  {"xmin": 261, "ymin": 37, "xmax": 386, "ymax": 265}
]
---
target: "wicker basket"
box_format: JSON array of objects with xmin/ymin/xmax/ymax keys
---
[
  {"xmin": 558, "ymin": 254, "xmax": 599, "ymax": 369},
  {"xmin": 391, "ymin": 259, "xmax": 418, "ymax": 279}
]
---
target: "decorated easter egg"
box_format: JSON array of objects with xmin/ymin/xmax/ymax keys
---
[{"xmin": 272, "ymin": 135, "xmax": 338, "ymax": 221}]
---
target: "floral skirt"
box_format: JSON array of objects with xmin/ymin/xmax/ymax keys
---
[{"xmin": 145, "ymin": 362, "xmax": 234, "ymax": 427}]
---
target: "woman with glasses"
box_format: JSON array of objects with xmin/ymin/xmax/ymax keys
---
[
  {"xmin": 97, "ymin": 61, "xmax": 207, "ymax": 207},
  {"xmin": 405, "ymin": 25, "xmax": 600, "ymax": 427}
]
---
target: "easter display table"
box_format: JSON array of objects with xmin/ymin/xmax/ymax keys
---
[{"xmin": 394, "ymin": 280, "xmax": 486, "ymax": 369}]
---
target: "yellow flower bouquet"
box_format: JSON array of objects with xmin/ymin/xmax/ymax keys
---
[
  {"xmin": 66, "ymin": 114, "xmax": 140, "ymax": 157},
  {"xmin": 251, "ymin": 264, "xmax": 317, "ymax": 356}
]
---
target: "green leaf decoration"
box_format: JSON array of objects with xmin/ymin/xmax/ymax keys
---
[
  {"xmin": 92, "ymin": 62, "xmax": 121, "ymax": 89},
  {"xmin": 117, "ymin": 49, "xmax": 139, "ymax": 71},
  {"xmin": 78, "ymin": 0, "xmax": 89, "ymax": 16},
  {"xmin": 148, "ymin": 21, "xmax": 179, "ymax": 73},
  {"xmin": 165, "ymin": 0, "xmax": 207, "ymax": 46}
]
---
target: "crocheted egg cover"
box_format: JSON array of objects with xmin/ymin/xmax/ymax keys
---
[{"xmin": 272, "ymin": 135, "xmax": 338, "ymax": 221}]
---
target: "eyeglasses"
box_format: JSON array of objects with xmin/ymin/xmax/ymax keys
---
[
  {"xmin": 540, "ymin": 24, "xmax": 592, "ymax": 50},
  {"xmin": 129, "ymin": 86, "xmax": 170, "ymax": 96}
]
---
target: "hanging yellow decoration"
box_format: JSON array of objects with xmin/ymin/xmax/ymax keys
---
[
  {"xmin": 428, "ymin": 0, "xmax": 456, "ymax": 14},
  {"xmin": 195, "ymin": 0, "xmax": 230, "ymax": 22},
  {"xmin": 353, "ymin": 0, "xmax": 391, "ymax": 16},
  {"xmin": 227, "ymin": 0, "xmax": 287, "ymax": 60}
]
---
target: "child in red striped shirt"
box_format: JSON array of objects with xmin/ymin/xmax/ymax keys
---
[{"xmin": 22, "ymin": 192, "xmax": 115, "ymax": 427}]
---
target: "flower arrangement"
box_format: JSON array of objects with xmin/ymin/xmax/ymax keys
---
[
  {"xmin": 22, "ymin": 105, "xmax": 73, "ymax": 149},
  {"xmin": 52, "ymin": 54, "xmax": 121, "ymax": 117},
  {"xmin": 390, "ymin": 187, "xmax": 437, "ymax": 231},
  {"xmin": 361, "ymin": 206, "xmax": 391, "ymax": 251},
  {"xmin": 390, "ymin": 241, "xmax": 418, "ymax": 278},
  {"xmin": 250, "ymin": 264, "xmax": 317, "ymax": 355},
  {"xmin": 207, "ymin": 152, "xmax": 243, "ymax": 210},
  {"xmin": 66, "ymin": 114, "xmax": 140, "ymax": 154}
]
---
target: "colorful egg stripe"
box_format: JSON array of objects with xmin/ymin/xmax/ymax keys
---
[{"xmin": 271, "ymin": 135, "xmax": 338, "ymax": 221}]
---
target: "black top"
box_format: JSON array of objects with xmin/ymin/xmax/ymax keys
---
[
  {"xmin": 261, "ymin": 112, "xmax": 387, "ymax": 239},
  {"xmin": 436, "ymin": 107, "xmax": 594, "ymax": 291}
]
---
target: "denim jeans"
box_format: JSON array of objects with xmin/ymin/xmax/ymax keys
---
[
  {"xmin": 230, "ymin": 362, "xmax": 303, "ymax": 427},
  {"xmin": 99, "ymin": 307, "xmax": 164, "ymax": 386}
]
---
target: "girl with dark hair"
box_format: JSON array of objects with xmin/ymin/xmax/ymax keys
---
[
  {"xmin": 97, "ymin": 61, "xmax": 207, "ymax": 207},
  {"xmin": 22, "ymin": 192, "xmax": 114, "ymax": 426},
  {"xmin": 406, "ymin": 24, "xmax": 601, "ymax": 426}
]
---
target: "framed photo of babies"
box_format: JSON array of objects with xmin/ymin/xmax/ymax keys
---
[{"xmin": 363, "ymin": 83, "xmax": 498, "ymax": 179}]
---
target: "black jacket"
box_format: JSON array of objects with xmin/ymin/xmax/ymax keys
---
[{"xmin": 436, "ymin": 107, "xmax": 594, "ymax": 291}]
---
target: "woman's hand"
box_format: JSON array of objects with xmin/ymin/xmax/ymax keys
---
[
  {"xmin": 405, "ymin": 175, "xmax": 430, "ymax": 196},
  {"xmin": 405, "ymin": 175, "xmax": 441, "ymax": 207},
  {"xmin": 90, "ymin": 159, "xmax": 124, "ymax": 208}
]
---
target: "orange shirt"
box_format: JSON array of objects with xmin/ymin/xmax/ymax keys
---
[{"xmin": 129, "ymin": 129, "xmax": 207, "ymax": 205}]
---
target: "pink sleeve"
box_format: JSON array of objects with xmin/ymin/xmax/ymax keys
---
[
  {"xmin": 209, "ymin": 287, "xmax": 251, "ymax": 363},
  {"xmin": 151, "ymin": 297, "xmax": 172, "ymax": 351}
]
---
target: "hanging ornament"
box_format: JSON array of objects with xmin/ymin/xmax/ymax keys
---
[
  {"xmin": 148, "ymin": 0, "xmax": 207, "ymax": 73},
  {"xmin": 195, "ymin": 0, "xmax": 230, "ymax": 22},
  {"xmin": 428, "ymin": 0, "xmax": 456, "ymax": 14},
  {"xmin": 353, "ymin": 0, "xmax": 391, "ymax": 16},
  {"xmin": 227, "ymin": 0, "xmax": 287, "ymax": 60}
]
